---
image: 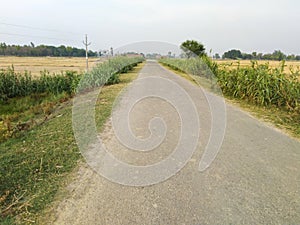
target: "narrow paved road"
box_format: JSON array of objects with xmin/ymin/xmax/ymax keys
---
[{"xmin": 52, "ymin": 60, "xmax": 300, "ymax": 225}]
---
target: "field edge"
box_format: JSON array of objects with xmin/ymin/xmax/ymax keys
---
[{"xmin": 160, "ymin": 62, "xmax": 300, "ymax": 141}]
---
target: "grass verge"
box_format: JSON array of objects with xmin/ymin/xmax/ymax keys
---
[
  {"xmin": 0, "ymin": 92, "xmax": 72, "ymax": 143},
  {"xmin": 161, "ymin": 63, "xmax": 300, "ymax": 140},
  {"xmin": 0, "ymin": 62, "xmax": 144, "ymax": 224}
]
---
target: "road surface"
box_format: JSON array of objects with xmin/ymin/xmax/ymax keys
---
[{"xmin": 51, "ymin": 60, "xmax": 300, "ymax": 225}]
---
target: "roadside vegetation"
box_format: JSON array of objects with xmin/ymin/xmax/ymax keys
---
[
  {"xmin": 0, "ymin": 56, "xmax": 144, "ymax": 224},
  {"xmin": 160, "ymin": 56, "xmax": 300, "ymax": 138},
  {"xmin": 0, "ymin": 56, "xmax": 143, "ymax": 142}
]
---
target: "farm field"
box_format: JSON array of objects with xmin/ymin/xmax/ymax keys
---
[
  {"xmin": 0, "ymin": 56, "xmax": 101, "ymax": 76},
  {"xmin": 215, "ymin": 59, "xmax": 300, "ymax": 74},
  {"xmin": 1, "ymin": 57, "xmax": 299, "ymax": 76}
]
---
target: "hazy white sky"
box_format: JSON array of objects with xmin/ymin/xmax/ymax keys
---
[{"xmin": 0, "ymin": 0, "xmax": 299, "ymax": 55}]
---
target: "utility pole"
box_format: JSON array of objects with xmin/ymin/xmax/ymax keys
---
[
  {"xmin": 110, "ymin": 47, "xmax": 114, "ymax": 57},
  {"xmin": 83, "ymin": 34, "xmax": 91, "ymax": 72}
]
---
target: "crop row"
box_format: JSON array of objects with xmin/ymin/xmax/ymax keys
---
[
  {"xmin": 0, "ymin": 56, "xmax": 144, "ymax": 101},
  {"xmin": 160, "ymin": 57, "xmax": 300, "ymax": 114},
  {"xmin": 77, "ymin": 56, "xmax": 144, "ymax": 91}
]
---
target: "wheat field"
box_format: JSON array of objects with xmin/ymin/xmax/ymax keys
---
[
  {"xmin": 1, "ymin": 57, "xmax": 299, "ymax": 76},
  {"xmin": 215, "ymin": 60, "xmax": 300, "ymax": 74},
  {"xmin": 0, "ymin": 56, "xmax": 101, "ymax": 76}
]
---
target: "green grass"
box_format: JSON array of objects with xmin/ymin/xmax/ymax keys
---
[
  {"xmin": 160, "ymin": 62, "xmax": 214, "ymax": 90},
  {"xmin": 0, "ymin": 92, "xmax": 71, "ymax": 143},
  {"xmin": 161, "ymin": 63, "xmax": 198, "ymax": 85},
  {"xmin": 160, "ymin": 59, "xmax": 300, "ymax": 140},
  {"xmin": 0, "ymin": 62, "xmax": 144, "ymax": 224},
  {"xmin": 226, "ymin": 96, "xmax": 300, "ymax": 139}
]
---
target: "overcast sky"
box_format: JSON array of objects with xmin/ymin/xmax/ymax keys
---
[{"xmin": 0, "ymin": 0, "xmax": 299, "ymax": 55}]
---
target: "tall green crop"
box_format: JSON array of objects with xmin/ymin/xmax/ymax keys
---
[
  {"xmin": 76, "ymin": 56, "xmax": 144, "ymax": 92},
  {"xmin": 160, "ymin": 57, "xmax": 300, "ymax": 114},
  {"xmin": 0, "ymin": 56, "xmax": 144, "ymax": 101}
]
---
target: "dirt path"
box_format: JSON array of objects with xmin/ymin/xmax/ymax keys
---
[{"xmin": 50, "ymin": 60, "xmax": 300, "ymax": 225}]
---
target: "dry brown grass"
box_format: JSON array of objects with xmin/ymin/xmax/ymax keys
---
[
  {"xmin": 0, "ymin": 56, "xmax": 101, "ymax": 76},
  {"xmin": 215, "ymin": 60, "xmax": 300, "ymax": 74}
]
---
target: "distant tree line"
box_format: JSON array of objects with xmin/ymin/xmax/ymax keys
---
[
  {"xmin": 0, "ymin": 42, "xmax": 98, "ymax": 57},
  {"xmin": 178, "ymin": 40, "xmax": 300, "ymax": 61},
  {"xmin": 219, "ymin": 49, "xmax": 300, "ymax": 61}
]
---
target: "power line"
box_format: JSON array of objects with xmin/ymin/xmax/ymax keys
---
[
  {"xmin": 0, "ymin": 22, "xmax": 82, "ymax": 35},
  {"xmin": 0, "ymin": 32, "xmax": 78, "ymax": 42}
]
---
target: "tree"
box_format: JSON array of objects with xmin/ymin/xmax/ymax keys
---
[
  {"xmin": 214, "ymin": 53, "xmax": 221, "ymax": 59},
  {"xmin": 222, "ymin": 49, "xmax": 243, "ymax": 59},
  {"xmin": 257, "ymin": 53, "xmax": 263, "ymax": 60},
  {"xmin": 0, "ymin": 43, "xmax": 98, "ymax": 57},
  {"xmin": 242, "ymin": 53, "xmax": 253, "ymax": 60},
  {"xmin": 66, "ymin": 46, "xmax": 73, "ymax": 56},
  {"xmin": 262, "ymin": 53, "xmax": 273, "ymax": 60},
  {"xmin": 272, "ymin": 50, "xmax": 286, "ymax": 61},
  {"xmin": 180, "ymin": 40, "xmax": 206, "ymax": 58},
  {"xmin": 287, "ymin": 54, "xmax": 296, "ymax": 61},
  {"xmin": 0, "ymin": 42, "xmax": 7, "ymax": 55}
]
